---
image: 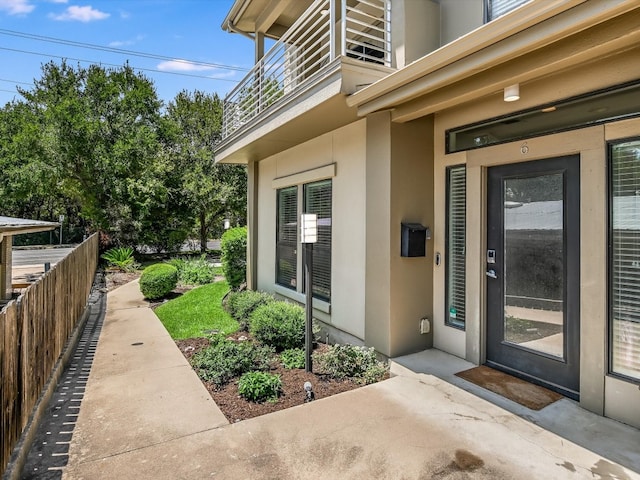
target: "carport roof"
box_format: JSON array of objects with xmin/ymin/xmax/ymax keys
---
[{"xmin": 0, "ymin": 216, "xmax": 59, "ymax": 240}]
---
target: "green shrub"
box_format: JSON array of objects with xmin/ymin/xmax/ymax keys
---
[
  {"xmin": 280, "ymin": 348, "xmax": 305, "ymax": 369},
  {"xmin": 168, "ymin": 255, "xmax": 216, "ymax": 285},
  {"xmin": 237, "ymin": 371, "xmax": 282, "ymax": 403},
  {"xmin": 101, "ymin": 246, "xmax": 138, "ymax": 272},
  {"xmin": 191, "ymin": 335, "xmax": 274, "ymax": 387},
  {"xmin": 221, "ymin": 226, "xmax": 247, "ymax": 290},
  {"xmin": 313, "ymin": 344, "xmax": 388, "ymax": 385},
  {"xmin": 250, "ymin": 301, "xmax": 305, "ymax": 351},
  {"xmin": 139, "ymin": 263, "xmax": 178, "ymax": 300},
  {"xmin": 226, "ymin": 290, "xmax": 275, "ymax": 331}
]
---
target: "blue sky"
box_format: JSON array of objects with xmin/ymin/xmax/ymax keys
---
[{"xmin": 0, "ymin": 0, "xmax": 255, "ymax": 106}]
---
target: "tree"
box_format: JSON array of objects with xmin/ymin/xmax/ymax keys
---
[
  {"xmin": 17, "ymin": 61, "xmax": 168, "ymax": 246},
  {"xmin": 166, "ymin": 90, "xmax": 247, "ymax": 251}
]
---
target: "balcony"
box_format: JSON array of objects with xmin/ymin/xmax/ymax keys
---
[{"xmin": 220, "ymin": 0, "xmax": 392, "ymax": 150}]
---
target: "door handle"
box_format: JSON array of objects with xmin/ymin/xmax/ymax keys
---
[{"xmin": 486, "ymin": 269, "xmax": 498, "ymax": 279}]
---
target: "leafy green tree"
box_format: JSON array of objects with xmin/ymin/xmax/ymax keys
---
[
  {"xmin": 166, "ymin": 90, "xmax": 247, "ymax": 251},
  {"xmin": 17, "ymin": 61, "xmax": 167, "ymax": 246}
]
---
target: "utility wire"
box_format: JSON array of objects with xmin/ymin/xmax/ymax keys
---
[
  {"xmin": 0, "ymin": 46, "xmax": 240, "ymax": 83},
  {"xmin": 0, "ymin": 28, "xmax": 250, "ymax": 73},
  {"xmin": 0, "ymin": 78, "xmax": 34, "ymax": 86}
]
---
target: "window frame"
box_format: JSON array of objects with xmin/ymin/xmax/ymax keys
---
[
  {"xmin": 303, "ymin": 179, "xmax": 332, "ymax": 302},
  {"xmin": 275, "ymin": 185, "xmax": 298, "ymax": 292},
  {"xmin": 274, "ymin": 174, "xmax": 333, "ymax": 306},
  {"xmin": 608, "ymin": 136, "xmax": 640, "ymax": 383},
  {"xmin": 445, "ymin": 164, "xmax": 466, "ymax": 330}
]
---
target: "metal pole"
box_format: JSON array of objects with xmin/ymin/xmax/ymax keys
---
[{"xmin": 304, "ymin": 243, "xmax": 314, "ymax": 372}]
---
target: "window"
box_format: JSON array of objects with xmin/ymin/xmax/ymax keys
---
[
  {"xmin": 486, "ymin": 0, "xmax": 529, "ymax": 21},
  {"xmin": 446, "ymin": 165, "xmax": 466, "ymax": 329},
  {"xmin": 609, "ymin": 139, "xmax": 640, "ymax": 381},
  {"xmin": 276, "ymin": 179, "xmax": 332, "ymax": 302},
  {"xmin": 304, "ymin": 180, "xmax": 332, "ymax": 301},
  {"xmin": 276, "ymin": 186, "xmax": 297, "ymax": 289}
]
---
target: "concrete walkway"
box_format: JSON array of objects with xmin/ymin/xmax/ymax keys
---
[{"xmin": 59, "ymin": 281, "xmax": 640, "ymax": 479}]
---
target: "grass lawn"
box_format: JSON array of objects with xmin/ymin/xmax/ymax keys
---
[{"xmin": 155, "ymin": 281, "xmax": 239, "ymax": 339}]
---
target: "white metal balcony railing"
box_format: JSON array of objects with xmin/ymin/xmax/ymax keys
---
[{"xmin": 222, "ymin": 0, "xmax": 392, "ymax": 139}]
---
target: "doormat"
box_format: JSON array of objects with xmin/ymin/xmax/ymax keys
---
[{"xmin": 455, "ymin": 365, "xmax": 563, "ymax": 410}]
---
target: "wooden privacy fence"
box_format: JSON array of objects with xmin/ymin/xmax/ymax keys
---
[{"xmin": 1, "ymin": 234, "xmax": 98, "ymax": 474}]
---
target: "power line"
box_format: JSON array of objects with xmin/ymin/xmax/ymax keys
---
[
  {"xmin": 0, "ymin": 28, "xmax": 250, "ymax": 73},
  {"xmin": 0, "ymin": 88, "xmax": 18, "ymax": 94},
  {"xmin": 0, "ymin": 47, "xmax": 240, "ymax": 83},
  {"xmin": 0, "ymin": 78, "xmax": 33, "ymax": 86}
]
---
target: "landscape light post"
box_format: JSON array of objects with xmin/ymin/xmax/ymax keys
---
[{"xmin": 300, "ymin": 213, "xmax": 317, "ymax": 373}]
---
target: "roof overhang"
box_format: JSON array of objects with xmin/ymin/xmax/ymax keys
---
[
  {"xmin": 0, "ymin": 216, "xmax": 59, "ymax": 242},
  {"xmin": 347, "ymin": 0, "xmax": 640, "ymax": 122},
  {"xmin": 222, "ymin": 0, "xmax": 312, "ymax": 40}
]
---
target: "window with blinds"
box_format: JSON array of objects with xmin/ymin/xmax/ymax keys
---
[
  {"xmin": 446, "ymin": 165, "xmax": 466, "ymax": 329},
  {"xmin": 486, "ymin": 0, "xmax": 529, "ymax": 21},
  {"xmin": 276, "ymin": 186, "xmax": 298, "ymax": 290},
  {"xmin": 610, "ymin": 139, "xmax": 640, "ymax": 381},
  {"xmin": 304, "ymin": 179, "xmax": 332, "ymax": 301}
]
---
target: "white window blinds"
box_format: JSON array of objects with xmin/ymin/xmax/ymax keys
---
[
  {"xmin": 446, "ymin": 165, "xmax": 466, "ymax": 329},
  {"xmin": 610, "ymin": 140, "xmax": 640, "ymax": 380},
  {"xmin": 304, "ymin": 180, "xmax": 332, "ymax": 301},
  {"xmin": 276, "ymin": 186, "xmax": 298, "ymax": 289},
  {"xmin": 487, "ymin": 0, "xmax": 529, "ymax": 21}
]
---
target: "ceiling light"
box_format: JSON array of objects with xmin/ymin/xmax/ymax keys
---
[{"xmin": 504, "ymin": 84, "xmax": 520, "ymax": 102}]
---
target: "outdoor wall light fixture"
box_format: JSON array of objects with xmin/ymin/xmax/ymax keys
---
[{"xmin": 504, "ymin": 84, "xmax": 520, "ymax": 102}]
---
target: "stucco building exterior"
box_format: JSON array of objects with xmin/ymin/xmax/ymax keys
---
[{"xmin": 215, "ymin": 0, "xmax": 640, "ymax": 428}]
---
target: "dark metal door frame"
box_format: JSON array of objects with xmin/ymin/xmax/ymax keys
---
[{"xmin": 486, "ymin": 155, "xmax": 580, "ymax": 399}]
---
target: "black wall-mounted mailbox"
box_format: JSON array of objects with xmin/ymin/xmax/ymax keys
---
[{"xmin": 401, "ymin": 223, "xmax": 430, "ymax": 257}]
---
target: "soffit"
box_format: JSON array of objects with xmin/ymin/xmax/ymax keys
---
[{"xmin": 223, "ymin": 0, "xmax": 312, "ymax": 39}]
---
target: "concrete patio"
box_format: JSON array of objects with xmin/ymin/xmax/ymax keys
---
[{"xmin": 25, "ymin": 279, "xmax": 640, "ymax": 479}]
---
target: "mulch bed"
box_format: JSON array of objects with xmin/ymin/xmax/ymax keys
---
[
  {"xmin": 175, "ymin": 337, "xmax": 364, "ymax": 423},
  {"xmin": 106, "ymin": 271, "xmax": 373, "ymax": 423}
]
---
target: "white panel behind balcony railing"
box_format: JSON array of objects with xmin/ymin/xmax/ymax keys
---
[{"xmin": 222, "ymin": 0, "xmax": 391, "ymax": 140}]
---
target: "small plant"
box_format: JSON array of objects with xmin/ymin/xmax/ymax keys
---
[
  {"xmin": 280, "ymin": 348, "xmax": 305, "ymax": 369},
  {"xmin": 168, "ymin": 255, "xmax": 217, "ymax": 285},
  {"xmin": 139, "ymin": 263, "xmax": 178, "ymax": 300},
  {"xmin": 313, "ymin": 344, "xmax": 388, "ymax": 385},
  {"xmin": 101, "ymin": 246, "xmax": 138, "ymax": 272},
  {"xmin": 250, "ymin": 301, "xmax": 305, "ymax": 351},
  {"xmin": 237, "ymin": 371, "xmax": 282, "ymax": 403},
  {"xmin": 221, "ymin": 226, "xmax": 247, "ymax": 290},
  {"xmin": 226, "ymin": 290, "xmax": 275, "ymax": 331},
  {"xmin": 191, "ymin": 335, "xmax": 274, "ymax": 387}
]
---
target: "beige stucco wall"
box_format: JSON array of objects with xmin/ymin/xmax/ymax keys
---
[
  {"xmin": 256, "ymin": 120, "xmax": 367, "ymax": 340},
  {"xmin": 439, "ymin": 0, "xmax": 484, "ymax": 46},
  {"xmin": 428, "ymin": 47, "xmax": 640, "ymax": 427},
  {"xmin": 391, "ymin": 0, "xmax": 440, "ymax": 69},
  {"xmin": 365, "ymin": 112, "xmax": 434, "ymax": 358}
]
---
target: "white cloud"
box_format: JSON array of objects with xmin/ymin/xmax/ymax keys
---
[
  {"xmin": 157, "ymin": 59, "xmax": 215, "ymax": 72},
  {"xmin": 118, "ymin": 9, "xmax": 129, "ymax": 19},
  {"xmin": 48, "ymin": 0, "xmax": 68, "ymax": 3},
  {"xmin": 109, "ymin": 34, "xmax": 144, "ymax": 48},
  {"xmin": 50, "ymin": 5, "xmax": 109, "ymax": 22},
  {"xmin": 209, "ymin": 70, "xmax": 237, "ymax": 80},
  {"xmin": 0, "ymin": 0, "xmax": 35, "ymax": 15}
]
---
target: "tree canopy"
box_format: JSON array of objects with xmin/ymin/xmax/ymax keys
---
[{"xmin": 1, "ymin": 61, "xmax": 246, "ymax": 251}]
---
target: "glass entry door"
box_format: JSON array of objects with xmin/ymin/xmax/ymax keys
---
[{"xmin": 486, "ymin": 156, "xmax": 580, "ymax": 398}]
